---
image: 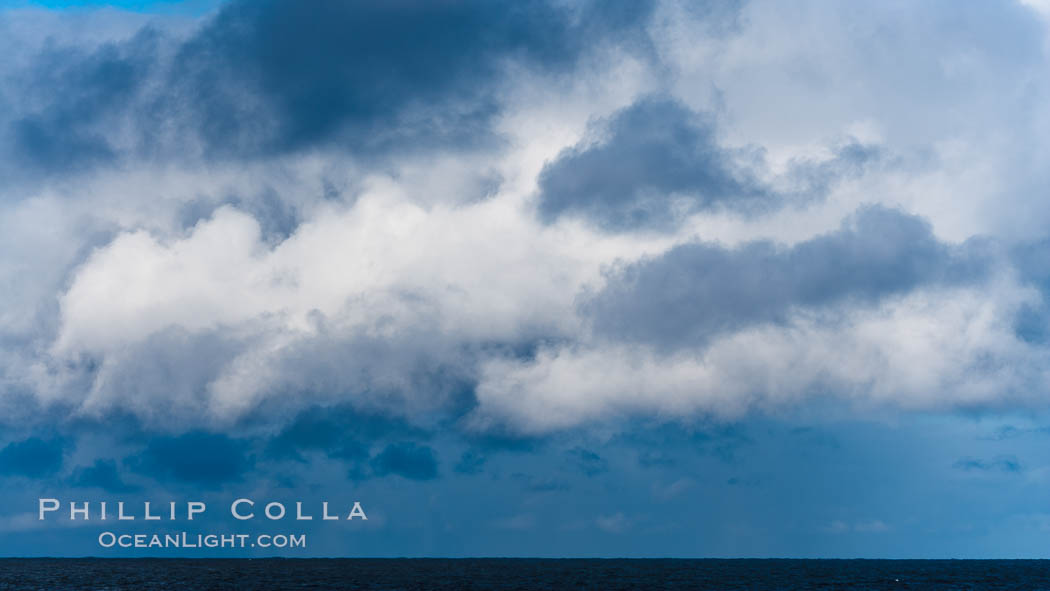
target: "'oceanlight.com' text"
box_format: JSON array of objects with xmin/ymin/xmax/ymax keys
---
[{"xmin": 97, "ymin": 532, "xmax": 307, "ymax": 549}]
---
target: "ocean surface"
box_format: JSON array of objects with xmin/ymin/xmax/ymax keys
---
[{"xmin": 2, "ymin": 558, "xmax": 1049, "ymax": 590}]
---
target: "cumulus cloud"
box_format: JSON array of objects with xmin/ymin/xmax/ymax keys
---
[
  {"xmin": 536, "ymin": 97, "xmax": 877, "ymax": 230},
  {"xmin": 472, "ymin": 277, "xmax": 1047, "ymax": 432},
  {"xmin": 565, "ymin": 447, "xmax": 609, "ymax": 477},
  {"xmin": 69, "ymin": 459, "xmax": 137, "ymax": 492},
  {"xmin": 1, "ymin": 0, "xmax": 1050, "ymax": 446},
  {"xmin": 264, "ymin": 405, "xmax": 416, "ymax": 464},
  {"xmin": 582, "ymin": 205, "xmax": 992, "ymax": 349},
  {"xmin": 0, "ymin": 437, "xmax": 66, "ymax": 479},
  {"xmin": 454, "ymin": 451, "xmax": 487, "ymax": 475},
  {"xmin": 127, "ymin": 431, "xmax": 254, "ymax": 487},
  {"xmin": 39, "ymin": 196, "xmax": 629, "ymax": 424},
  {"xmin": 953, "ymin": 456, "xmax": 1024, "ymax": 473},
  {"xmin": 369, "ymin": 442, "xmax": 439, "ymax": 481},
  {"xmin": 0, "ymin": 0, "xmax": 659, "ymax": 180}
]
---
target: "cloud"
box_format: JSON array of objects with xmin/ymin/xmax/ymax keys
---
[
  {"xmin": 0, "ymin": 437, "xmax": 66, "ymax": 479},
  {"xmin": 565, "ymin": 447, "xmax": 608, "ymax": 477},
  {"xmin": 34, "ymin": 164, "xmax": 673, "ymax": 429},
  {"xmin": 55, "ymin": 326, "xmax": 249, "ymax": 422},
  {"xmin": 652, "ymin": 478, "xmax": 693, "ymax": 500},
  {"xmin": 1, "ymin": 0, "xmax": 659, "ymax": 179},
  {"xmin": 511, "ymin": 473, "xmax": 569, "ymax": 493},
  {"xmin": 979, "ymin": 425, "xmax": 1050, "ymax": 441},
  {"xmin": 42, "ymin": 204, "xmax": 512, "ymax": 425},
  {"xmin": 454, "ymin": 450, "xmax": 486, "ymax": 475},
  {"xmin": 1, "ymin": 0, "xmax": 1049, "ymax": 450},
  {"xmin": 824, "ymin": 519, "xmax": 890, "ymax": 534},
  {"xmin": 69, "ymin": 459, "xmax": 137, "ymax": 492},
  {"xmin": 595, "ymin": 512, "xmax": 631, "ymax": 533},
  {"xmin": 128, "ymin": 431, "xmax": 254, "ymax": 487},
  {"xmin": 4, "ymin": 0, "xmax": 1050, "ymax": 559},
  {"xmin": 473, "ymin": 273, "xmax": 1042, "ymax": 432},
  {"xmin": 953, "ymin": 456, "xmax": 1023, "ymax": 473},
  {"xmin": 265, "ymin": 405, "xmax": 422, "ymax": 464},
  {"xmin": 369, "ymin": 441, "xmax": 439, "ymax": 481},
  {"xmin": 1008, "ymin": 240, "xmax": 1050, "ymax": 344},
  {"xmin": 638, "ymin": 450, "xmax": 675, "ymax": 468},
  {"xmin": 853, "ymin": 520, "xmax": 891, "ymax": 533},
  {"xmin": 535, "ymin": 96, "xmax": 878, "ymax": 231},
  {"xmin": 4, "ymin": 26, "xmax": 159, "ymax": 176},
  {"xmin": 582, "ymin": 205, "xmax": 991, "ymax": 349},
  {"xmin": 536, "ymin": 98, "xmax": 769, "ymax": 229},
  {"xmin": 491, "ymin": 513, "xmax": 536, "ymax": 531}
]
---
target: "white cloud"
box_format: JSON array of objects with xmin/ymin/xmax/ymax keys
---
[
  {"xmin": 470, "ymin": 277, "xmax": 1049, "ymax": 433},
  {"xmin": 596, "ymin": 512, "xmax": 631, "ymax": 533},
  {"xmin": 3, "ymin": 0, "xmax": 1050, "ymax": 436}
]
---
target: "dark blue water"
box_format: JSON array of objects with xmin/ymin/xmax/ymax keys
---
[{"xmin": 2, "ymin": 558, "xmax": 1049, "ymax": 590}]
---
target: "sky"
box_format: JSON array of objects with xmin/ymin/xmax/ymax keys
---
[{"xmin": 3, "ymin": 0, "xmax": 1050, "ymax": 558}]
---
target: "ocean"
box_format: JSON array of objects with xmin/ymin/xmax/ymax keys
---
[{"xmin": 1, "ymin": 558, "xmax": 1048, "ymax": 590}]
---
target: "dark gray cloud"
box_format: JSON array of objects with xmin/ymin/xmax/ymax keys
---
[
  {"xmin": 168, "ymin": 0, "xmax": 655, "ymax": 158},
  {"xmin": 454, "ymin": 450, "xmax": 487, "ymax": 475},
  {"xmin": 1008, "ymin": 240, "xmax": 1050, "ymax": 344},
  {"xmin": 460, "ymin": 426, "xmax": 544, "ymax": 453},
  {"xmin": 637, "ymin": 450, "xmax": 676, "ymax": 468},
  {"xmin": 1012, "ymin": 239, "xmax": 1050, "ymax": 293},
  {"xmin": 3, "ymin": 0, "xmax": 658, "ymax": 179},
  {"xmin": 264, "ymin": 405, "xmax": 423, "ymax": 464},
  {"xmin": 726, "ymin": 476, "xmax": 761, "ymax": 487},
  {"xmin": 979, "ymin": 424, "xmax": 1050, "ymax": 441},
  {"xmin": 6, "ymin": 28, "xmax": 161, "ymax": 176},
  {"xmin": 953, "ymin": 456, "xmax": 1022, "ymax": 473},
  {"xmin": 582, "ymin": 205, "xmax": 991, "ymax": 349},
  {"xmin": 1012, "ymin": 302, "xmax": 1050, "ymax": 345},
  {"xmin": 536, "ymin": 97, "xmax": 879, "ymax": 230},
  {"xmin": 538, "ymin": 98, "xmax": 767, "ymax": 229},
  {"xmin": 70, "ymin": 459, "xmax": 137, "ymax": 493},
  {"xmin": 128, "ymin": 431, "xmax": 254, "ymax": 488},
  {"xmin": 263, "ymin": 407, "xmax": 446, "ymax": 482},
  {"xmin": 788, "ymin": 427, "xmax": 841, "ymax": 450},
  {"xmin": 369, "ymin": 441, "xmax": 439, "ymax": 481},
  {"xmin": 511, "ymin": 473, "xmax": 570, "ymax": 492},
  {"xmin": 694, "ymin": 426, "xmax": 754, "ymax": 463},
  {"xmin": 565, "ymin": 446, "xmax": 608, "ymax": 476},
  {"xmin": 618, "ymin": 421, "xmax": 753, "ymax": 465},
  {"xmin": 0, "ymin": 437, "xmax": 66, "ymax": 479}
]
